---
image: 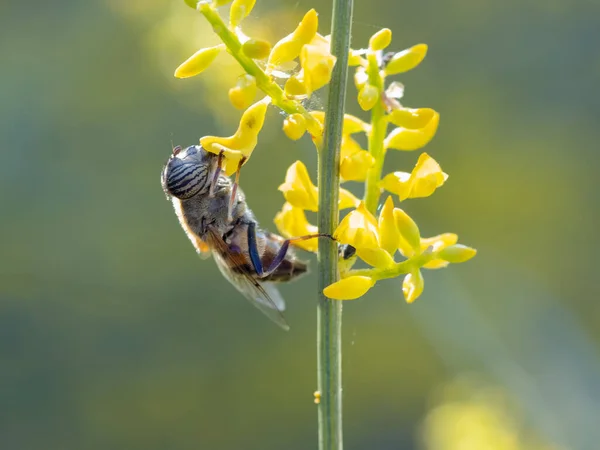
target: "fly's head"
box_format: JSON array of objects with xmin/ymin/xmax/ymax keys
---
[{"xmin": 161, "ymin": 145, "xmax": 218, "ymax": 200}]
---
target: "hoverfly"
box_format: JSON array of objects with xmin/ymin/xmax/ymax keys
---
[{"xmin": 161, "ymin": 145, "xmax": 325, "ymax": 330}]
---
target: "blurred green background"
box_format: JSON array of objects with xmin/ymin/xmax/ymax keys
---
[{"xmin": 2, "ymin": 0, "xmax": 600, "ymax": 449}]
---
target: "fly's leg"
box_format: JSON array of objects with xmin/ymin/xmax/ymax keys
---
[
  {"xmin": 209, "ymin": 150, "xmax": 225, "ymax": 198},
  {"xmin": 227, "ymin": 156, "xmax": 247, "ymax": 222},
  {"xmin": 247, "ymin": 222, "xmax": 334, "ymax": 278}
]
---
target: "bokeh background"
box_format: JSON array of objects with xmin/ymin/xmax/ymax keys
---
[{"xmin": 2, "ymin": 0, "xmax": 600, "ymax": 449}]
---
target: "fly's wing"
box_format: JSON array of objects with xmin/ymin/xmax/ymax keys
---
[{"xmin": 206, "ymin": 226, "xmax": 289, "ymax": 331}]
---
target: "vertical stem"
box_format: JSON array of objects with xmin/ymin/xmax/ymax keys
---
[{"xmin": 318, "ymin": 1, "xmax": 353, "ymax": 450}]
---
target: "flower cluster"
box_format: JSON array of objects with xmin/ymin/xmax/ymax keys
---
[{"xmin": 176, "ymin": 0, "xmax": 475, "ymax": 303}]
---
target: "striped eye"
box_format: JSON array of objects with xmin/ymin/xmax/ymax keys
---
[{"xmin": 162, "ymin": 154, "xmax": 207, "ymax": 199}]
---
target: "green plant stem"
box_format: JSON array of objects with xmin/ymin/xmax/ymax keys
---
[
  {"xmin": 317, "ymin": 0, "xmax": 353, "ymax": 449},
  {"xmin": 363, "ymin": 52, "xmax": 388, "ymax": 214},
  {"xmin": 198, "ymin": 2, "xmax": 321, "ymax": 132}
]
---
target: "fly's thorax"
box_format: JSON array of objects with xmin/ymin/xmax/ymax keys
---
[
  {"xmin": 161, "ymin": 145, "xmax": 217, "ymax": 200},
  {"xmin": 174, "ymin": 176, "xmax": 251, "ymax": 240}
]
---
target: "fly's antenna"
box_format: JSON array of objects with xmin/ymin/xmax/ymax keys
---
[{"xmin": 170, "ymin": 136, "xmax": 182, "ymax": 156}]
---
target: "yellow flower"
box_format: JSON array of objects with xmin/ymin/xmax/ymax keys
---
[
  {"xmin": 402, "ymin": 270, "xmax": 424, "ymax": 303},
  {"xmin": 388, "ymin": 108, "xmax": 437, "ymax": 130},
  {"xmin": 267, "ymin": 9, "xmax": 318, "ymax": 70},
  {"xmin": 298, "ymin": 43, "xmax": 337, "ymax": 96},
  {"xmin": 369, "ymin": 28, "xmax": 392, "ymax": 51},
  {"xmin": 229, "ymin": 0, "xmax": 256, "ymax": 27},
  {"xmin": 278, "ymin": 161, "xmax": 359, "ymax": 211},
  {"xmin": 309, "ymin": 112, "xmax": 369, "ymax": 136},
  {"xmin": 340, "ymin": 134, "xmax": 365, "ymax": 159},
  {"xmin": 241, "ymin": 38, "xmax": 272, "ymax": 59},
  {"xmin": 384, "ymin": 111, "xmax": 439, "ymax": 151},
  {"xmin": 274, "ymin": 203, "xmax": 318, "ymax": 252},
  {"xmin": 200, "ymin": 99, "xmax": 268, "ymax": 175},
  {"xmin": 383, "ymin": 44, "xmax": 428, "ymax": 76},
  {"xmin": 419, "ymin": 233, "xmax": 457, "ymax": 268},
  {"xmin": 282, "ymin": 113, "xmax": 307, "ymax": 140},
  {"xmin": 334, "ymin": 202, "xmax": 379, "ymax": 250},
  {"xmin": 378, "ymin": 196, "xmax": 401, "ymax": 255},
  {"xmin": 323, "ymin": 276, "xmax": 376, "ymax": 300},
  {"xmin": 348, "ymin": 49, "xmax": 365, "ymax": 66},
  {"xmin": 174, "ymin": 45, "xmax": 222, "ymax": 79},
  {"xmin": 278, "ymin": 161, "xmax": 319, "ymax": 211},
  {"xmin": 381, "ymin": 153, "xmax": 448, "ymax": 201},
  {"xmin": 339, "ymin": 189, "xmax": 360, "ymax": 210},
  {"xmin": 340, "ymin": 150, "xmax": 375, "ymax": 182},
  {"xmin": 228, "ymin": 74, "xmax": 257, "ymax": 110}
]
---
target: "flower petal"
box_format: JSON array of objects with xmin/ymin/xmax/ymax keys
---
[
  {"xmin": 402, "ymin": 270, "xmax": 424, "ymax": 303},
  {"xmin": 340, "ymin": 150, "xmax": 375, "ymax": 182},
  {"xmin": 323, "ymin": 276, "xmax": 376, "ymax": 300},
  {"xmin": 356, "ymin": 247, "xmax": 396, "ymax": 268},
  {"xmin": 334, "ymin": 202, "xmax": 379, "ymax": 249},
  {"xmin": 200, "ymin": 99, "xmax": 268, "ymax": 175},
  {"xmin": 384, "ymin": 112, "xmax": 439, "ymax": 151},
  {"xmin": 273, "ymin": 203, "xmax": 318, "ymax": 252},
  {"xmin": 267, "ymin": 9, "xmax": 318, "ymax": 69},
  {"xmin": 378, "ymin": 196, "xmax": 401, "ymax": 255},
  {"xmin": 278, "ymin": 161, "xmax": 319, "ymax": 211}
]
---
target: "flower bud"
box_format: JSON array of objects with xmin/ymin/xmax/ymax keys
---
[
  {"xmin": 393, "ymin": 208, "xmax": 421, "ymax": 254},
  {"xmin": 228, "ymin": 74, "xmax": 257, "ymax": 110},
  {"xmin": 402, "ymin": 270, "xmax": 424, "ymax": 303},
  {"xmin": 438, "ymin": 244, "xmax": 477, "ymax": 263},
  {"xmin": 241, "ymin": 39, "xmax": 272, "ymax": 59},
  {"xmin": 283, "ymin": 113, "xmax": 307, "ymax": 140},
  {"xmin": 230, "ymin": 0, "xmax": 256, "ymax": 27},
  {"xmin": 358, "ymin": 83, "xmax": 379, "ymax": 111},
  {"xmin": 378, "ymin": 196, "xmax": 401, "ymax": 255},
  {"xmin": 323, "ymin": 276, "xmax": 376, "ymax": 300},
  {"xmin": 384, "ymin": 44, "xmax": 428, "ymax": 75},
  {"xmin": 174, "ymin": 46, "xmax": 222, "ymax": 78},
  {"xmin": 284, "ymin": 75, "xmax": 307, "ymax": 96},
  {"xmin": 369, "ymin": 28, "xmax": 392, "ymax": 51}
]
